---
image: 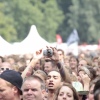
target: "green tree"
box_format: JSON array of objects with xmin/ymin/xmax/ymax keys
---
[
  {"xmin": 68, "ymin": 0, "xmax": 100, "ymax": 43},
  {"xmin": 56, "ymin": 0, "xmax": 72, "ymax": 42},
  {"xmin": 0, "ymin": 2, "xmax": 17, "ymax": 42},
  {"xmin": 33, "ymin": 0, "xmax": 64, "ymax": 42},
  {"xmin": 0, "ymin": 0, "xmax": 64, "ymax": 42}
]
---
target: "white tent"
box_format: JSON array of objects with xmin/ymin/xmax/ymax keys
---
[
  {"xmin": 0, "ymin": 36, "xmax": 12, "ymax": 56},
  {"xmin": 12, "ymin": 25, "xmax": 50, "ymax": 54}
]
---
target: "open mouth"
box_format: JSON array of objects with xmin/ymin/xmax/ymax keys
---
[{"xmin": 48, "ymin": 83, "xmax": 54, "ymax": 87}]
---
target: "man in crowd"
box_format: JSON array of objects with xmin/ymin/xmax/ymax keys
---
[
  {"xmin": 0, "ymin": 70, "xmax": 23, "ymax": 100},
  {"xmin": 46, "ymin": 70, "xmax": 63, "ymax": 100},
  {"xmin": 44, "ymin": 60, "xmax": 57, "ymax": 74},
  {"xmin": 0, "ymin": 62, "xmax": 13, "ymax": 74},
  {"xmin": 22, "ymin": 75, "xmax": 46, "ymax": 100},
  {"xmin": 57, "ymin": 49, "xmax": 65, "ymax": 64}
]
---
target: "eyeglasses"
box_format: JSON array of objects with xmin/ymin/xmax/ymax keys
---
[{"xmin": 0, "ymin": 68, "xmax": 10, "ymax": 71}]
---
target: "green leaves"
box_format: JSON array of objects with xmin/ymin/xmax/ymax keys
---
[
  {"xmin": 0, "ymin": 0, "xmax": 100, "ymax": 43},
  {"xmin": 0, "ymin": 0, "xmax": 64, "ymax": 42},
  {"xmin": 68, "ymin": 0, "xmax": 100, "ymax": 43},
  {"xmin": 0, "ymin": 3, "xmax": 17, "ymax": 42}
]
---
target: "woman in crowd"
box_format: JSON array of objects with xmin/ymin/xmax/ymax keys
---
[
  {"xmin": 55, "ymin": 82, "xmax": 79, "ymax": 100},
  {"xmin": 69, "ymin": 55, "xmax": 79, "ymax": 76},
  {"xmin": 78, "ymin": 66, "xmax": 96, "ymax": 91},
  {"xmin": 86, "ymin": 76, "xmax": 100, "ymax": 100},
  {"xmin": 93, "ymin": 79, "xmax": 100, "ymax": 100}
]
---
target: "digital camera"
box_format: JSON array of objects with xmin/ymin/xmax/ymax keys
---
[{"xmin": 43, "ymin": 49, "xmax": 53, "ymax": 57}]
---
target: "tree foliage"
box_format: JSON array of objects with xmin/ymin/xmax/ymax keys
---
[
  {"xmin": 68, "ymin": 0, "xmax": 100, "ymax": 43},
  {"xmin": 0, "ymin": 0, "xmax": 63, "ymax": 42},
  {"xmin": 0, "ymin": 0, "xmax": 100, "ymax": 43},
  {"xmin": 0, "ymin": 2, "xmax": 17, "ymax": 42}
]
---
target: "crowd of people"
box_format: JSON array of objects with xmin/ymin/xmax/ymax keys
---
[{"xmin": 0, "ymin": 47, "xmax": 100, "ymax": 100}]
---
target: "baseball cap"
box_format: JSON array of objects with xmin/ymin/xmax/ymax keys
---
[{"xmin": 0, "ymin": 70, "xmax": 23, "ymax": 94}]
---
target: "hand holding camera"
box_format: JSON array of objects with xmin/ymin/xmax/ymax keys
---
[{"xmin": 43, "ymin": 47, "xmax": 59, "ymax": 63}]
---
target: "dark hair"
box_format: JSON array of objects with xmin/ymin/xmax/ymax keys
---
[
  {"xmin": 55, "ymin": 83, "xmax": 79, "ymax": 100},
  {"xmin": 89, "ymin": 76, "xmax": 100, "ymax": 89},
  {"xmin": 87, "ymin": 66, "xmax": 97, "ymax": 80},
  {"xmin": 43, "ymin": 59, "xmax": 57, "ymax": 72},
  {"xmin": 93, "ymin": 80, "xmax": 100, "ymax": 93},
  {"xmin": 45, "ymin": 59, "xmax": 56, "ymax": 67},
  {"xmin": 94, "ymin": 89, "xmax": 100, "ymax": 100},
  {"xmin": 57, "ymin": 49, "xmax": 64, "ymax": 55},
  {"xmin": 47, "ymin": 69, "xmax": 63, "ymax": 82},
  {"xmin": 69, "ymin": 55, "xmax": 79, "ymax": 64},
  {"xmin": 93, "ymin": 79, "xmax": 100, "ymax": 100}
]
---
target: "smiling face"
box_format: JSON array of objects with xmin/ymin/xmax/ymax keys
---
[
  {"xmin": 57, "ymin": 86, "xmax": 74, "ymax": 100},
  {"xmin": 46, "ymin": 71, "xmax": 62, "ymax": 90},
  {"xmin": 69, "ymin": 57, "xmax": 78, "ymax": 69}
]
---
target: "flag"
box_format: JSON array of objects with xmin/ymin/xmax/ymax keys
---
[
  {"xmin": 56, "ymin": 34, "xmax": 62, "ymax": 44},
  {"xmin": 66, "ymin": 29, "xmax": 79, "ymax": 46},
  {"xmin": 98, "ymin": 39, "xmax": 100, "ymax": 49},
  {"xmin": 66, "ymin": 29, "xmax": 79, "ymax": 56}
]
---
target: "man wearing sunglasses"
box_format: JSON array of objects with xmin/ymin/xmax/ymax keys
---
[{"xmin": 0, "ymin": 62, "xmax": 13, "ymax": 74}]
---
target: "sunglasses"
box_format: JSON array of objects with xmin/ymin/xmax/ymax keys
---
[{"xmin": 0, "ymin": 68, "xmax": 10, "ymax": 71}]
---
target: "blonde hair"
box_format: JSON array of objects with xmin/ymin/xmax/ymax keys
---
[
  {"xmin": 33, "ymin": 70, "xmax": 47, "ymax": 81},
  {"xmin": 5, "ymin": 81, "xmax": 14, "ymax": 87}
]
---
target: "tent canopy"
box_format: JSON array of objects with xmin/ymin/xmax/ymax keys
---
[
  {"xmin": 0, "ymin": 36, "xmax": 12, "ymax": 56},
  {"xmin": 12, "ymin": 25, "xmax": 50, "ymax": 54}
]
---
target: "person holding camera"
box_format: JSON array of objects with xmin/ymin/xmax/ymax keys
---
[
  {"xmin": 43, "ymin": 47, "xmax": 71, "ymax": 100},
  {"xmin": 21, "ymin": 47, "xmax": 71, "ymax": 100}
]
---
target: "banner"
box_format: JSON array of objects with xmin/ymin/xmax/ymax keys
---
[{"xmin": 56, "ymin": 34, "xmax": 62, "ymax": 44}]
